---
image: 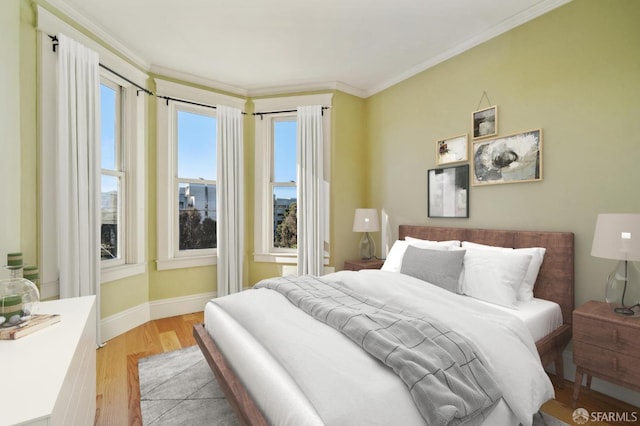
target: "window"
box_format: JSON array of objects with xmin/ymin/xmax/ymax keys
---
[
  {"xmin": 97, "ymin": 71, "xmax": 147, "ymax": 283},
  {"xmin": 272, "ymin": 118, "xmax": 297, "ymax": 250},
  {"xmin": 254, "ymin": 94, "xmax": 332, "ymax": 263},
  {"xmin": 176, "ymin": 108, "xmax": 217, "ymax": 252},
  {"xmin": 156, "ymin": 79, "xmax": 245, "ymax": 270},
  {"xmin": 100, "ymin": 81, "xmax": 124, "ymax": 265}
]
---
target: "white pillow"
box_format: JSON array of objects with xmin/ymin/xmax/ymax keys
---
[
  {"xmin": 405, "ymin": 236, "xmax": 461, "ymax": 249},
  {"xmin": 461, "ymin": 241, "xmax": 546, "ymax": 301},
  {"xmin": 461, "ymin": 248, "xmax": 532, "ymax": 309},
  {"xmin": 381, "ymin": 240, "xmax": 449, "ymax": 272}
]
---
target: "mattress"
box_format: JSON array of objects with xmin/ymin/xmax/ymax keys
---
[
  {"xmin": 205, "ymin": 270, "xmax": 554, "ymax": 426},
  {"xmin": 472, "ymin": 297, "xmax": 563, "ymax": 342}
]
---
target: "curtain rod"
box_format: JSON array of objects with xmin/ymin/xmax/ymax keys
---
[
  {"xmin": 253, "ymin": 106, "xmax": 330, "ymax": 119},
  {"xmin": 157, "ymin": 95, "xmax": 248, "ymax": 115},
  {"xmin": 48, "ymin": 35, "xmax": 153, "ymax": 96}
]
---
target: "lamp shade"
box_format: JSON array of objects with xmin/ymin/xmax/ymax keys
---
[
  {"xmin": 591, "ymin": 213, "xmax": 640, "ymax": 261},
  {"xmin": 352, "ymin": 209, "xmax": 380, "ymax": 233}
]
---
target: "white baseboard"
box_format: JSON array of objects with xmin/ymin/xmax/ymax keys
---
[
  {"xmin": 100, "ymin": 291, "xmax": 216, "ymax": 342},
  {"xmin": 149, "ymin": 291, "xmax": 216, "ymax": 320},
  {"xmin": 100, "ymin": 302, "xmax": 150, "ymax": 343},
  {"xmin": 39, "ymin": 280, "xmax": 59, "ymax": 301}
]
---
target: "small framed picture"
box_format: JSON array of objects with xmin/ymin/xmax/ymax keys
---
[
  {"xmin": 471, "ymin": 129, "xmax": 542, "ymax": 186},
  {"xmin": 436, "ymin": 134, "xmax": 468, "ymax": 165},
  {"xmin": 428, "ymin": 164, "xmax": 469, "ymax": 218},
  {"xmin": 472, "ymin": 105, "xmax": 498, "ymax": 139}
]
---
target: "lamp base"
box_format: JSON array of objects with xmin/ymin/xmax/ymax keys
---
[
  {"xmin": 605, "ymin": 260, "xmax": 640, "ymax": 317},
  {"xmin": 614, "ymin": 305, "xmax": 638, "ymax": 316},
  {"xmin": 359, "ymin": 232, "xmax": 376, "ymax": 260}
]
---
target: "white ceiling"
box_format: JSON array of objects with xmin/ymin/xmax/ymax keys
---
[{"xmin": 52, "ymin": 0, "xmax": 571, "ymax": 98}]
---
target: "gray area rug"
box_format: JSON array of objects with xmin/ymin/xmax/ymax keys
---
[
  {"xmin": 138, "ymin": 346, "xmax": 568, "ymax": 426},
  {"xmin": 138, "ymin": 345, "xmax": 238, "ymax": 425}
]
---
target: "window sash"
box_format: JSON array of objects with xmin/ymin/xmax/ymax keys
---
[
  {"xmin": 100, "ymin": 170, "xmax": 124, "ymax": 266},
  {"xmin": 175, "ymin": 178, "xmax": 217, "ymax": 256},
  {"xmin": 100, "ymin": 79, "xmax": 122, "ymax": 172},
  {"xmin": 270, "ymin": 116, "xmax": 297, "ymax": 253},
  {"xmin": 100, "ymin": 78, "xmax": 125, "ymax": 267},
  {"xmin": 173, "ymin": 104, "xmax": 217, "ymax": 258}
]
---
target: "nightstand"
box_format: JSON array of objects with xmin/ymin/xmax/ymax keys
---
[
  {"xmin": 343, "ymin": 258, "xmax": 385, "ymax": 271},
  {"xmin": 572, "ymin": 300, "xmax": 640, "ymax": 406}
]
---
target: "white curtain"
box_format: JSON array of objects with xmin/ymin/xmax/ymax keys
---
[
  {"xmin": 216, "ymin": 105, "xmax": 244, "ymax": 296},
  {"xmin": 297, "ymin": 105, "xmax": 325, "ymax": 276},
  {"xmin": 56, "ymin": 33, "xmax": 102, "ymax": 344}
]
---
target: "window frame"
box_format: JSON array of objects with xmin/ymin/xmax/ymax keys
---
[
  {"xmin": 174, "ymin": 103, "xmax": 217, "ymax": 257},
  {"xmin": 253, "ymin": 94, "xmax": 333, "ymax": 264},
  {"xmin": 99, "ymin": 78, "xmax": 126, "ymax": 268},
  {"xmin": 155, "ymin": 79, "xmax": 245, "ymax": 271},
  {"xmin": 270, "ymin": 115, "xmax": 298, "ymax": 254}
]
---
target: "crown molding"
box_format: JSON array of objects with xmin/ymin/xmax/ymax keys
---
[
  {"xmin": 247, "ymin": 80, "xmax": 367, "ymax": 99},
  {"xmin": 365, "ymin": 0, "xmax": 573, "ymax": 97},
  {"xmin": 44, "ymin": 0, "xmax": 150, "ymax": 70},
  {"xmin": 149, "ymin": 65, "xmax": 249, "ymax": 98}
]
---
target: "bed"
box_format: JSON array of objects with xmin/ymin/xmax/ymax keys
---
[{"xmin": 194, "ymin": 225, "xmax": 574, "ymax": 426}]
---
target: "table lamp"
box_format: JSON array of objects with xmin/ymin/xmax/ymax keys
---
[
  {"xmin": 591, "ymin": 213, "xmax": 640, "ymax": 316},
  {"xmin": 352, "ymin": 209, "xmax": 379, "ymax": 260}
]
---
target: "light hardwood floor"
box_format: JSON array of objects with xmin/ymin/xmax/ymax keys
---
[{"xmin": 96, "ymin": 313, "xmax": 639, "ymax": 426}]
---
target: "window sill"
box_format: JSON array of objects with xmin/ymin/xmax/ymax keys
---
[
  {"xmin": 253, "ymin": 253, "xmax": 330, "ymax": 265},
  {"xmin": 156, "ymin": 255, "xmax": 217, "ymax": 271},
  {"xmin": 253, "ymin": 253, "xmax": 298, "ymax": 264},
  {"xmin": 101, "ymin": 263, "xmax": 146, "ymax": 284}
]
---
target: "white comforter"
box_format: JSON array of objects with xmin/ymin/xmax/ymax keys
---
[{"xmin": 209, "ymin": 270, "xmax": 554, "ymax": 426}]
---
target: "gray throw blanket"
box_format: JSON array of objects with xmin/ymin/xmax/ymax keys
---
[{"xmin": 254, "ymin": 275, "xmax": 502, "ymax": 426}]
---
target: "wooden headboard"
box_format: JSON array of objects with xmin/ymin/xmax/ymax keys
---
[{"xmin": 399, "ymin": 225, "xmax": 575, "ymax": 325}]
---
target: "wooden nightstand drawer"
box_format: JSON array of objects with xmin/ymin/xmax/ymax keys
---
[
  {"xmin": 572, "ymin": 301, "xmax": 640, "ymax": 406},
  {"xmin": 573, "ymin": 341, "xmax": 640, "ymax": 386},
  {"xmin": 573, "ymin": 315, "xmax": 640, "ymax": 355}
]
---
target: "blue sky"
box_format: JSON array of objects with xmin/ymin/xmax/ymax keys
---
[
  {"xmin": 101, "ymin": 84, "xmax": 116, "ymax": 171},
  {"xmin": 273, "ymin": 120, "xmax": 297, "ymax": 200},
  {"xmin": 177, "ymin": 110, "xmax": 217, "ymax": 180}
]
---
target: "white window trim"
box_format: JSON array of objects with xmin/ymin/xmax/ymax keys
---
[
  {"xmin": 253, "ymin": 94, "xmax": 332, "ymax": 264},
  {"xmin": 155, "ymin": 78, "xmax": 245, "ymax": 271},
  {"xmin": 36, "ymin": 7, "xmax": 148, "ymax": 291}
]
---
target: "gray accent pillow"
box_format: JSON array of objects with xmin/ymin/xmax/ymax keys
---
[{"xmin": 400, "ymin": 246, "xmax": 466, "ymax": 293}]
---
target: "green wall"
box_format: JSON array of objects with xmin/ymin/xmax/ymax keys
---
[{"xmin": 366, "ymin": 0, "xmax": 640, "ymax": 306}]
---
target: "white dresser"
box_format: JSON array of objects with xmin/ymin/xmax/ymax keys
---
[{"xmin": 0, "ymin": 296, "xmax": 96, "ymax": 426}]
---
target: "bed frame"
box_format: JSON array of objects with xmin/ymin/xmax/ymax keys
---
[{"xmin": 194, "ymin": 225, "xmax": 574, "ymax": 426}]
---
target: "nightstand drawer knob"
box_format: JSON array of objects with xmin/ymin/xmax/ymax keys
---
[
  {"xmin": 612, "ymin": 358, "xmax": 618, "ymax": 371},
  {"xmin": 612, "ymin": 329, "xmax": 618, "ymax": 343}
]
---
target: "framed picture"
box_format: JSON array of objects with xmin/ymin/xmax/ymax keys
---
[
  {"xmin": 428, "ymin": 164, "xmax": 469, "ymax": 218},
  {"xmin": 471, "ymin": 128, "xmax": 542, "ymax": 186},
  {"xmin": 472, "ymin": 105, "xmax": 498, "ymax": 139},
  {"xmin": 436, "ymin": 134, "xmax": 468, "ymax": 165}
]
